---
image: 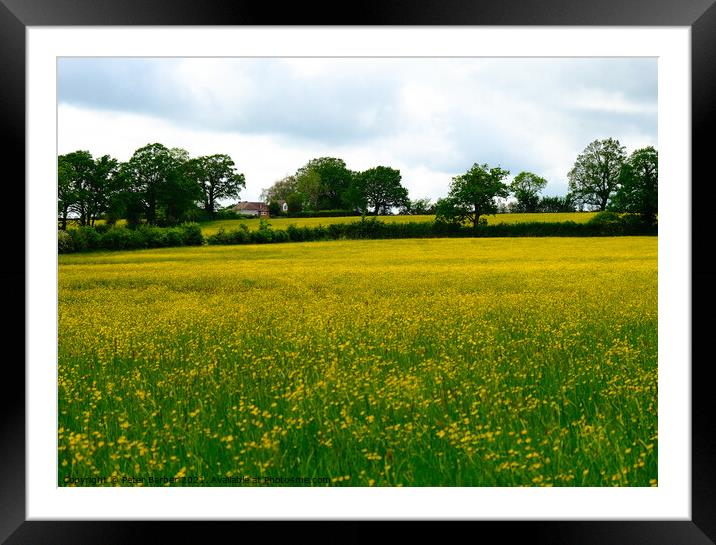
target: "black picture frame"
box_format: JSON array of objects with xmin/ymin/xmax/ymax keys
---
[{"xmin": 3, "ymin": 1, "xmax": 714, "ymax": 543}]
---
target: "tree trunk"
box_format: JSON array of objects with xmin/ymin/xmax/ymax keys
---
[
  {"xmin": 472, "ymin": 206, "xmax": 481, "ymax": 230},
  {"xmin": 148, "ymin": 196, "xmax": 156, "ymax": 225},
  {"xmin": 208, "ymin": 185, "xmax": 215, "ymax": 217}
]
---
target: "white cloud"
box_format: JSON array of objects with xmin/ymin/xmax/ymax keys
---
[
  {"xmin": 570, "ymin": 89, "xmax": 659, "ymax": 115},
  {"xmin": 58, "ymin": 57, "xmax": 657, "ymax": 204}
]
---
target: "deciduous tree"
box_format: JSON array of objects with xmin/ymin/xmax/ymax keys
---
[
  {"xmin": 122, "ymin": 143, "xmax": 202, "ymax": 225},
  {"xmin": 349, "ymin": 166, "xmax": 409, "ymax": 215},
  {"xmin": 399, "ymin": 197, "xmax": 434, "ymax": 215},
  {"xmin": 609, "ymin": 146, "xmax": 658, "ymax": 224},
  {"xmin": 568, "ymin": 138, "xmax": 627, "ymax": 211},
  {"xmin": 510, "ymin": 171, "xmax": 548, "ymax": 213},
  {"xmin": 260, "ymin": 175, "xmax": 297, "ymax": 203},
  {"xmin": 435, "ymin": 163, "xmax": 510, "ymax": 229},
  {"xmin": 57, "ymin": 150, "xmax": 94, "ymax": 227},
  {"xmin": 536, "ymin": 193, "xmax": 577, "ymax": 213},
  {"xmin": 190, "ymin": 154, "xmax": 246, "ymax": 217},
  {"xmin": 296, "ymin": 157, "xmax": 352, "ymax": 210}
]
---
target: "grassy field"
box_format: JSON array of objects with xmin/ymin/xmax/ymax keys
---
[
  {"xmin": 199, "ymin": 212, "xmax": 597, "ymax": 235},
  {"xmin": 58, "ymin": 237, "xmax": 657, "ymax": 487}
]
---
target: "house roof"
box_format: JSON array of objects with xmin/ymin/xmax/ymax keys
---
[{"xmin": 230, "ymin": 201, "xmax": 269, "ymax": 212}]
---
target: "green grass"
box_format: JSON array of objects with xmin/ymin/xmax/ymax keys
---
[{"xmin": 58, "ymin": 236, "xmax": 656, "ymax": 487}]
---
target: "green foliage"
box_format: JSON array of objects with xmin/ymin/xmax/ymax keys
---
[
  {"xmin": 61, "ymin": 211, "xmax": 655, "ymax": 253},
  {"xmin": 285, "ymin": 193, "xmax": 303, "ymax": 213},
  {"xmin": 178, "ymin": 223, "xmax": 204, "ymax": 245},
  {"xmin": 400, "ymin": 198, "xmax": 435, "ymax": 215},
  {"xmin": 122, "ymin": 143, "xmax": 174, "ymax": 225},
  {"xmin": 348, "ymin": 166, "xmax": 409, "ymax": 215},
  {"xmin": 260, "ymin": 175, "xmax": 298, "ymax": 203},
  {"xmin": 536, "ymin": 194, "xmax": 577, "ymax": 213},
  {"xmin": 57, "ymin": 230, "xmax": 75, "ymax": 253},
  {"xmin": 121, "ymin": 143, "xmax": 203, "ymax": 226},
  {"xmin": 294, "ymin": 169, "xmax": 322, "ymax": 211},
  {"xmin": 435, "ymin": 163, "xmax": 511, "ymax": 229},
  {"xmin": 568, "ymin": 138, "xmax": 627, "ymax": 211},
  {"xmin": 67, "ymin": 226, "xmax": 101, "ymax": 251},
  {"xmin": 58, "ymin": 150, "xmax": 120, "ymax": 228},
  {"xmin": 207, "ymin": 224, "xmax": 251, "ymax": 245},
  {"xmin": 510, "ymin": 171, "xmax": 548, "ymax": 212},
  {"xmin": 100, "ymin": 226, "xmax": 146, "ymax": 250},
  {"xmin": 206, "ymin": 216, "xmax": 655, "ymax": 247},
  {"xmin": 268, "ymin": 201, "xmax": 282, "ymax": 217},
  {"xmin": 60, "ymin": 144, "xmax": 247, "ymax": 229},
  {"xmin": 93, "ymin": 223, "xmax": 112, "ymax": 234},
  {"xmin": 588, "ymin": 211, "xmax": 651, "ymax": 230},
  {"xmin": 609, "ymin": 146, "xmax": 658, "ymax": 224},
  {"xmin": 587, "ymin": 211, "xmax": 624, "ymax": 225},
  {"xmin": 295, "ymin": 157, "xmax": 353, "ymax": 210},
  {"xmin": 59, "ymin": 224, "xmax": 205, "ymax": 253},
  {"xmin": 188, "ymin": 154, "xmax": 246, "ymax": 217}
]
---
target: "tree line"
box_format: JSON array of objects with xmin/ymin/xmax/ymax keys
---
[
  {"xmin": 260, "ymin": 158, "xmax": 410, "ymax": 216},
  {"xmin": 260, "ymin": 138, "xmax": 656, "ymax": 225},
  {"xmin": 58, "ymin": 143, "xmax": 246, "ymax": 228},
  {"xmin": 434, "ymin": 139, "xmax": 657, "ymax": 229},
  {"xmin": 59, "ymin": 138, "xmax": 657, "ymax": 229}
]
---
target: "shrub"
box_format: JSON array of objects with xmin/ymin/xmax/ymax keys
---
[
  {"xmin": 68, "ymin": 226, "xmax": 101, "ymax": 251},
  {"xmin": 286, "ymin": 224, "xmax": 305, "ymax": 242},
  {"xmin": 272, "ymin": 229, "xmax": 290, "ymax": 243},
  {"xmin": 93, "ymin": 223, "xmax": 111, "ymax": 234},
  {"xmin": 180, "ymin": 223, "xmax": 204, "ymax": 246},
  {"xmin": 163, "ymin": 227, "xmax": 185, "ymax": 247},
  {"xmin": 587, "ymin": 211, "xmax": 624, "ymax": 225},
  {"xmin": 135, "ymin": 226, "xmax": 164, "ymax": 247},
  {"xmin": 207, "ymin": 224, "xmax": 251, "ymax": 245},
  {"xmin": 617, "ymin": 213, "xmax": 651, "ymax": 227},
  {"xmin": 60, "ymin": 224, "xmax": 207, "ymax": 253},
  {"xmin": 584, "ymin": 211, "xmax": 656, "ymax": 235},
  {"xmin": 101, "ymin": 227, "xmax": 145, "ymax": 250},
  {"xmin": 58, "ymin": 230, "xmax": 75, "ymax": 253},
  {"xmin": 251, "ymin": 229, "xmax": 274, "ymax": 244}
]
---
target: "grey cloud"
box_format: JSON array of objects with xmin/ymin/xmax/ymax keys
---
[
  {"xmin": 58, "ymin": 57, "xmax": 657, "ymax": 187},
  {"xmin": 59, "ymin": 58, "xmax": 402, "ymax": 143}
]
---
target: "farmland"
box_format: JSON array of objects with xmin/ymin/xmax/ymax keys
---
[
  {"xmin": 58, "ymin": 236, "xmax": 657, "ymax": 487},
  {"xmin": 199, "ymin": 211, "xmax": 597, "ymax": 236}
]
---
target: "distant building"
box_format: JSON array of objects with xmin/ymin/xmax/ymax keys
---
[{"xmin": 229, "ymin": 202, "xmax": 270, "ymax": 217}]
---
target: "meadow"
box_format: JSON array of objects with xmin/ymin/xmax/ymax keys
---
[
  {"xmin": 199, "ymin": 211, "xmax": 597, "ymax": 235},
  {"xmin": 58, "ymin": 236, "xmax": 657, "ymax": 486}
]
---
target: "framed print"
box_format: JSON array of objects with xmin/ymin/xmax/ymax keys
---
[{"xmin": 4, "ymin": 0, "xmax": 716, "ymax": 543}]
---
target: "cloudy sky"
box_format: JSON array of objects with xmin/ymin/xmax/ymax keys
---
[{"xmin": 58, "ymin": 57, "xmax": 657, "ymax": 203}]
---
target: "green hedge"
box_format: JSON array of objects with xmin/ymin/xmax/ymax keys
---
[
  {"xmin": 206, "ymin": 217, "xmax": 656, "ymax": 246},
  {"xmin": 59, "ymin": 216, "xmax": 657, "ymax": 253},
  {"xmin": 58, "ymin": 223, "xmax": 204, "ymax": 253}
]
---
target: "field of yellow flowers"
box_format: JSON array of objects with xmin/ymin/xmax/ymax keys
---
[
  {"xmin": 199, "ymin": 211, "xmax": 597, "ymax": 235},
  {"xmin": 58, "ymin": 237, "xmax": 657, "ymax": 486}
]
